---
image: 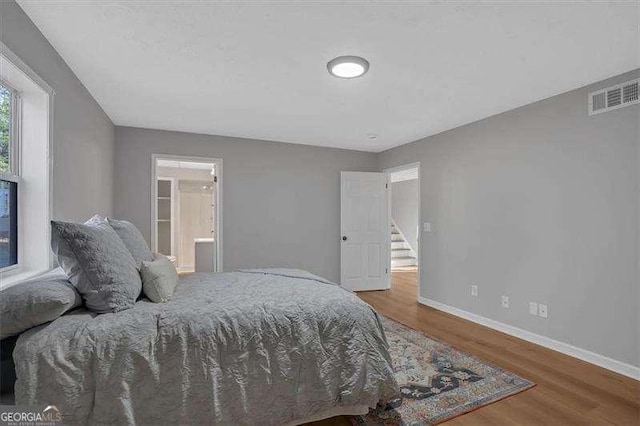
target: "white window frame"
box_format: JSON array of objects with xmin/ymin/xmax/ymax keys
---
[
  {"xmin": 0, "ymin": 41, "xmax": 54, "ymax": 287},
  {"xmin": 0, "ymin": 79, "xmax": 22, "ymax": 273}
]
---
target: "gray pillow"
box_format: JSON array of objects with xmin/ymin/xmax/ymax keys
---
[
  {"xmin": 50, "ymin": 215, "xmax": 142, "ymax": 313},
  {"xmin": 140, "ymin": 255, "xmax": 178, "ymax": 303},
  {"xmin": 106, "ymin": 218, "xmax": 153, "ymax": 268},
  {"xmin": 0, "ymin": 268, "xmax": 82, "ymax": 339}
]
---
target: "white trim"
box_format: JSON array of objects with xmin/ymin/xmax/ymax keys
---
[
  {"xmin": 383, "ymin": 162, "xmax": 421, "ymax": 300},
  {"xmin": 386, "ymin": 174, "xmax": 391, "ymax": 287},
  {"xmin": 151, "ymin": 154, "xmax": 223, "ymax": 272},
  {"xmin": 0, "ymin": 42, "xmax": 54, "ymax": 95},
  {"xmin": 418, "ymin": 296, "xmax": 640, "ymax": 380},
  {"xmin": 0, "ymin": 264, "xmax": 20, "ymax": 275},
  {"xmin": 0, "ymin": 41, "xmax": 54, "ymax": 279},
  {"xmin": 0, "ymin": 76, "xmax": 22, "ymax": 273},
  {"xmin": 0, "ymin": 169, "xmax": 20, "ymax": 273},
  {"xmin": 0, "ymin": 79, "xmax": 21, "ymax": 176},
  {"xmin": 0, "ymin": 171, "xmax": 20, "ymax": 183},
  {"xmin": 169, "ymin": 177, "xmax": 177, "ymax": 257},
  {"xmin": 0, "ymin": 268, "xmax": 47, "ymax": 290},
  {"xmin": 46, "ymin": 80, "xmax": 54, "ymax": 269}
]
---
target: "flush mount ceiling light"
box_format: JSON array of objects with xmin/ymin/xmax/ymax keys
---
[{"xmin": 327, "ymin": 55, "xmax": 370, "ymax": 78}]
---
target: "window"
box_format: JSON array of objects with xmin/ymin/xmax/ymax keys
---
[
  {"xmin": 0, "ymin": 44, "xmax": 51, "ymax": 285},
  {"xmin": 0, "ymin": 82, "xmax": 20, "ymax": 270}
]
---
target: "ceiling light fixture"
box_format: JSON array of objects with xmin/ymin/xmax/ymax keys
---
[{"xmin": 327, "ymin": 55, "xmax": 370, "ymax": 79}]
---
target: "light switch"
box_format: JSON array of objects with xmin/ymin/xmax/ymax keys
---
[{"xmin": 423, "ymin": 223, "xmax": 432, "ymax": 232}]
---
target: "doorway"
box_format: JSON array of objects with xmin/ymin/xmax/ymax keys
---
[
  {"xmin": 151, "ymin": 155, "xmax": 223, "ymax": 273},
  {"xmin": 385, "ymin": 163, "xmax": 420, "ymax": 299}
]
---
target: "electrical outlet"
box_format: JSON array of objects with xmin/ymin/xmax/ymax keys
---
[
  {"xmin": 529, "ymin": 302, "xmax": 538, "ymax": 316},
  {"xmin": 471, "ymin": 285, "xmax": 478, "ymax": 297},
  {"xmin": 423, "ymin": 223, "xmax": 432, "ymax": 232},
  {"xmin": 538, "ymin": 304, "xmax": 548, "ymax": 318},
  {"xmin": 501, "ymin": 295, "xmax": 509, "ymax": 308}
]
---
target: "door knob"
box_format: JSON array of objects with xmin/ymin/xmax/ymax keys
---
[{"xmin": 342, "ymin": 236, "xmax": 348, "ymax": 241}]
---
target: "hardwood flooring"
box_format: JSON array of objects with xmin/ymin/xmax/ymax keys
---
[{"xmin": 311, "ymin": 268, "xmax": 640, "ymax": 425}]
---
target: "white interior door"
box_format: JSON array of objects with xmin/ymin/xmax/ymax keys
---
[{"xmin": 341, "ymin": 172, "xmax": 390, "ymax": 291}]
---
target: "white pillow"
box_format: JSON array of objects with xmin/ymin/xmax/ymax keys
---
[{"xmin": 140, "ymin": 255, "xmax": 178, "ymax": 303}]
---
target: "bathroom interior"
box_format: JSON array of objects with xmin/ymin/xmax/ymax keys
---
[{"xmin": 155, "ymin": 159, "xmax": 217, "ymax": 273}]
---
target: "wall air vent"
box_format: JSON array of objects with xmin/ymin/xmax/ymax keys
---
[{"xmin": 589, "ymin": 79, "xmax": 639, "ymax": 115}]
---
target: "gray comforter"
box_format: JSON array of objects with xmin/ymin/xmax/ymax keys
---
[{"xmin": 14, "ymin": 269, "xmax": 398, "ymax": 425}]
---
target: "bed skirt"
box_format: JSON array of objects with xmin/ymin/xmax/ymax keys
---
[{"xmin": 288, "ymin": 405, "xmax": 369, "ymax": 426}]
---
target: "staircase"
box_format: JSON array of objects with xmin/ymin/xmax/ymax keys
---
[{"xmin": 391, "ymin": 222, "xmax": 417, "ymax": 268}]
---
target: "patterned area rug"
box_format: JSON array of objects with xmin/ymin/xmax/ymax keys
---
[{"xmin": 352, "ymin": 316, "xmax": 534, "ymax": 425}]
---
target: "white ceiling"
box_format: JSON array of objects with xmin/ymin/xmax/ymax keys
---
[{"xmin": 18, "ymin": 1, "xmax": 639, "ymax": 152}]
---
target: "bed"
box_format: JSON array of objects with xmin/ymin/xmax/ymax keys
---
[{"xmin": 13, "ymin": 269, "xmax": 398, "ymax": 425}]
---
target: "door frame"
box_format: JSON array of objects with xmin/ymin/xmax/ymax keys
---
[
  {"xmin": 383, "ymin": 162, "xmax": 421, "ymax": 301},
  {"xmin": 151, "ymin": 154, "xmax": 223, "ymax": 272}
]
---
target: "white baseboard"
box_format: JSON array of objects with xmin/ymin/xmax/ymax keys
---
[{"xmin": 417, "ymin": 296, "xmax": 640, "ymax": 381}]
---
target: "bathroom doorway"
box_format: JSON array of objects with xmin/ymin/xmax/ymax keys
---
[{"xmin": 151, "ymin": 155, "xmax": 223, "ymax": 273}]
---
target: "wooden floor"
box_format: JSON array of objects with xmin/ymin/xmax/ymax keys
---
[{"xmin": 311, "ymin": 268, "xmax": 640, "ymax": 425}]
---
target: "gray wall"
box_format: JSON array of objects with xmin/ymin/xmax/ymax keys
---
[
  {"xmin": 391, "ymin": 179, "xmax": 419, "ymax": 253},
  {"xmin": 0, "ymin": 0, "xmax": 114, "ymax": 221},
  {"xmin": 113, "ymin": 127, "xmax": 377, "ymax": 282},
  {"xmin": 378, "ymin": 69, "xmax": 639, "ymax": 367},
  {"xmin": 8, "ymin": 0, "xmax": 636, "ymax": 367}
]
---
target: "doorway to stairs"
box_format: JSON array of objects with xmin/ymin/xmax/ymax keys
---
[{"xmin": 385, "ymin": 163, "xmax": 420, "ymax": 299}]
